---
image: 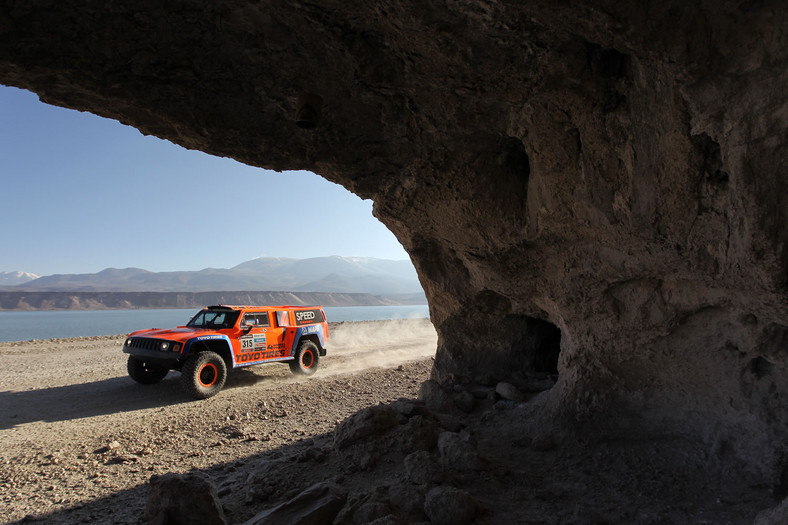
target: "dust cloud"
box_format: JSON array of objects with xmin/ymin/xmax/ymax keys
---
[{"xmin": 322, "ymin": 319, "xmax": 437, "ymax": 376}]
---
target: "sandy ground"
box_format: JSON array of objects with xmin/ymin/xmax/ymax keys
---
[{"xmin": 0, "ymin": 319, "xmax": 437, "ymax": 524}]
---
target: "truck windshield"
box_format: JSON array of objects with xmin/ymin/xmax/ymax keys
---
[{"xmin": 187, "ymin": 310, "xmax": 239, "ymax": 329}]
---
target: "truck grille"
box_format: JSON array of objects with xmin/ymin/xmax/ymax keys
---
[{"xmin": 127, "ymin": 337, "xmax": 164, "ymax": 351}]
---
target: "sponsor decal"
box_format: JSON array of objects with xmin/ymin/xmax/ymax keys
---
[
  {"xmin": 267, "ymin": 342, "xmax": 286, "ymax": 357},
  {"xmin": 237, "ymin": 349, "xmax": 285, "ymax": 363},
  {"xmin": 240, "ymin": 335, "xmax": 267, "ymax": 352},
  {"xmin": 294, "ymin": 309, "xmax": 324, "ymax": 326},
  {"xmin": 196, "ymin": 335, "xmax": 225, "ymax": 341}
]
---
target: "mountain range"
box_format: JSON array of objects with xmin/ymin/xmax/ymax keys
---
[
  {"xmin": 2, "ymin": 257, "xmax": 423, "ymax": 296},
  {"xmin": 0, "ymin": 271, "xmax": 40, "ymax": 286}
]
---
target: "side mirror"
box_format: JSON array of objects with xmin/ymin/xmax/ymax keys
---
[{"xmin": 242, "ymin": 318, "xmax": 257, "ymax": 331}]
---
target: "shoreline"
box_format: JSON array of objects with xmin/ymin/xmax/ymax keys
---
[{"xmin": 0, "ymin": 318, "xmax": 433, "ymax": 346}]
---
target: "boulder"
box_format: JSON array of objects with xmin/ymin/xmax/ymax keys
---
[
  {"xmin": 334, "ymin": 404, "xmax": 398, "ymax": 450},
  {"xmin": 143, "ymin": 473, "xmax": 227, "ymax": 525}
]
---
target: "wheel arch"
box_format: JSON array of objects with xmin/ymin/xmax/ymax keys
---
[
  {"xmin": 293, "ymin": 334, "xmax": 324, "ymax": 356},
  {"xmin": 185, "ymin": 338, "xmax": 234, "ymax": 369}
]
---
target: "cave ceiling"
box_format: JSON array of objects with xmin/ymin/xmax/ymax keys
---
[{"xmin": 2, "ymin": 0, "xmax": 787, "ymax": 482}]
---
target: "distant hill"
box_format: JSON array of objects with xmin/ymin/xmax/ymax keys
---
[
  {"xmin": 0, "ymin": 271, "xmax": 40, "ymax": 286},
  {"xmin": 5, "ymin": 256, "xmax": 424, "ymax": 295},
  {"xmin": 0, "ymin": 291, "xmax": 419, "ymax": 311}
]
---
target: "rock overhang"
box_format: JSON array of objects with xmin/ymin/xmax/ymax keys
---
[{"xmin": 1, "ymin": 0, "xmax": 787, "ymax": 485}]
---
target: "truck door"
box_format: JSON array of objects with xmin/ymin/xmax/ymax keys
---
[
  {"xmin": 236, "ymin": 312, "xmax": 270, "ymax": 366},
  {"xmin": 266, "ymin": 310, "xmax": 289, "ymax": 358}
]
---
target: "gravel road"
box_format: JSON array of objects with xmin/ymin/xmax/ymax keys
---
[{"xmin": 0, "ymin": 319, "xmax": 436, "ymax": 524}]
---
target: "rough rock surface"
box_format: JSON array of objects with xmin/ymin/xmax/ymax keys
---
[
  {"xmin": 424, "ymin": 486, "xmax": 477, "ymax": 525},
  {"xmin": 143, "ymin": 472, "xmax": 227, "ymax": 525},
  {"xmin": 242, "ymin": 482, "xmax": 348, "ymax": 525},
  {"xmin": 1, "ymin": 0, "xmax": 787, "ymax": 513}
]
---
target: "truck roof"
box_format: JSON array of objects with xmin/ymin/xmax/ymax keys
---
[{"xmin": 203, "ymin": 305, "xmax": 323, "ymax": 311}]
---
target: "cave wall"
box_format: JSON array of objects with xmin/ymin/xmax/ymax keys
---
[{"xmin": 1, "ymin": 0, "xmax": 787, "ymax": 482}]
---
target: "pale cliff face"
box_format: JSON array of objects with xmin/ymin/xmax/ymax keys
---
[{"xmin": 0, "ymin": 0, "xmax": 786, "ymax": 488}]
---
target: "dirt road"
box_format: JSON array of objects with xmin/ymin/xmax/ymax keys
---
[{"xmin": 0, "ymin": 319, "xmax": 437, "ymax": 524}]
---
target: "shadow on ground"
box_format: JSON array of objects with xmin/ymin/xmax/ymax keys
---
[{"xmin": 0, "ymin": 368, "xmax": 285, "ymax": 429}]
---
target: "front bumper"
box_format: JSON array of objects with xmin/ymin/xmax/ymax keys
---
[{"xmin": 123, "ymin": 337, "xmax": 183, "ymax": 365}]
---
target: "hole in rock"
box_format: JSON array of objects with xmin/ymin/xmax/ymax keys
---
[
  {"xmin": 746, "ymin": 356, "xmax": 773, "ymax": 380},
  {"xmin": 530, "ymin": 318, "xmax": 562, "ymax": 375}
]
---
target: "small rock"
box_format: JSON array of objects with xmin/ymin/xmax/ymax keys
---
[
  {"xmin": 94, "ymin": 440, "xmax": 122, "ymax": 454},
  {"xmin": 495, "ymin": 382, "xmax": 525, "ymax": 402},
  {"xmin": 424, "ymin": 486, "xmax": 476, "ymax": 525},
  {"xmin": 390, "ymin": 398, "xmax": 430, "ymax": 419},
  {"xmin": 105, "ymin": 455, "xmax": 137, "ymax": 465},
  {"xmin": 452, "ymin": 390, "xmax": 475, "ymax": 413}
]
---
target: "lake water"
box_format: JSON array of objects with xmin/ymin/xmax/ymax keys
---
[{"xmin": 0, "ymin": 305, "xmax": 431, "ymax": 342}]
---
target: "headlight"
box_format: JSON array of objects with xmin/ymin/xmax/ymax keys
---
[
  {"xmin": 160, "ymin": 341, "xmax": 170, "ymax": 351},
  {"xmin": 125, "ymin": 339, "xmax": 132, "ymax": 346}
]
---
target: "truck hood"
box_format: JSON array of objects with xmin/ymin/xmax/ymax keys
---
[{"xmin": 128, "ymin": 327, "xmax": 214, "ymax": 342}]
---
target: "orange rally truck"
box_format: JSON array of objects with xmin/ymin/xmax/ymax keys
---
[{"xmin": 122, "ymin": 305, "xmax": 328, "ymax": 399}]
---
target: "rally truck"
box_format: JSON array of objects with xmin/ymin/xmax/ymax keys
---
[{"xmin": 122, "ymin": 305, "xmax": 328, "ymax": 399}]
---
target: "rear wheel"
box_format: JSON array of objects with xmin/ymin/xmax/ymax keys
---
[
  {"xmin": 289, "ymin": 340, "xmax": 320, "ymax": 376},
  {"xmin": 182, "ymin": 351, "xmax": 227, "ymax": 399},
  {"xmin": 127, "ymin": 356, "xmax": 169, "ymax": 384}
]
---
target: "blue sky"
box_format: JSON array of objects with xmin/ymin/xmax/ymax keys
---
[{"xmin": 0, "ymin": 86, "xmax": 409, "ymax": 276}]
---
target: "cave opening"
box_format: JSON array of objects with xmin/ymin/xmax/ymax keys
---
[{"xmin": 531, "ymin": 318, "xmax": 561, "ymax": 376}]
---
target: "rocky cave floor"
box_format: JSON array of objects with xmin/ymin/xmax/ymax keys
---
[{"xmin": 0, "ymin": 320, "xmax": 781, "ymax": 524}]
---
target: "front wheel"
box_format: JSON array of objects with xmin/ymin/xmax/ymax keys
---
[
  {"xmin": 127, "ymin": 356, "xmax": 169, "ymax": 384},
  {"xmin": 289, "ymin": 340, "xmax": 320, "ymax": 376},
  {"xmin": 181, "ymin": 351, "xmax": 227, "ymax": 399}
]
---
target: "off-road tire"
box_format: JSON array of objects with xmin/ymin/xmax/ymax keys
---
[
  {"xmin": 182, "ymin": 351, "xmax": 227, "ymax": 399},
  {"xmin": 127, "ymin": 356, "xmax": 169, "ymax": 384},
  {"xmin": 289, "ymin": 340, "xmax": 320, "ymax": 376}
]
